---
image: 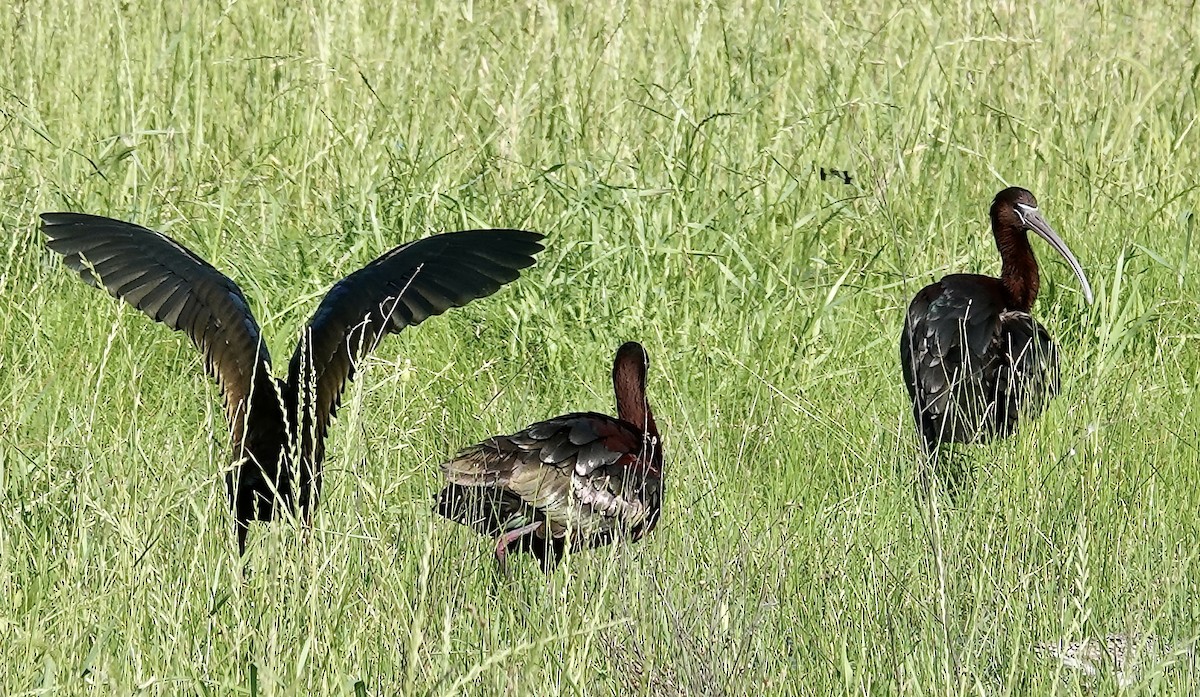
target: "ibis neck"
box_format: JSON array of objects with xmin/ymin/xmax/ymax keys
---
[
  {"xmin": 997, "ymin": 230, "xmax": 1040, "ymax": 311},
  {"xmin": 613, "ymin": 362, "xmax": 657, "ymax": 436}
]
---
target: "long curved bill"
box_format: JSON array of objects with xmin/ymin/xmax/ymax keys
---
[{"xmin": 1016, "ymin": 203, "xmax": 1094, "ymax": 304}]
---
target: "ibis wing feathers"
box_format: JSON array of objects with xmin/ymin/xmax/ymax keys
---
[
  {"xmin": 439, "ymin": 413, "xmax": 658, "ymax": 542},
  {"xmin": 994, "ymin": 310, "xmax": 1060, "ymax": 424},
  {"xmin": 286, "ymin": 229, "xmax": 543, "ymax": 462},
  {"xmin": 436, "ymin": 484, "xmax": 534, "ymax": 538},
  {"xmin": 901, "ymin": 276, "xmax": 1003, "ymax": 443},
  {"xmin": 901, "ymin": 275, "xmax": 1059, "ymax": 444},
  {"xmin": 40, "ymin": 213, "xmax": 276, "ymax": 451}
]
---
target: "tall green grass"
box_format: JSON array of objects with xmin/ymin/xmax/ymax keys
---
[{"xmin": 2, "ymin": 0, "xmax": 1197, "ymax": 693}]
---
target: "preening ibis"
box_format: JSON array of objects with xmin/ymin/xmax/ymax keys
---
[
  {"xmin": 40, "ymin": 212, "xmax": 544, "ymax": 553},
  {"xmin": 436, "ymin": 341, "xmax": 663, "ymax": 572},
  {"xmin": 900, "ymin": 187, "xmax": 1093, "ymax": 454}
]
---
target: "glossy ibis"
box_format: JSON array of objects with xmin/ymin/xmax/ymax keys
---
[
  {"xmin": 900, "ymin": 187, "xmax": 1093, "ymax": 455},
  {"xmin": 436, "ymin": 341, "xmax": 662, "ymax": 572},
  {"xmin": 40, "ymin": 212, "xmax": 544, "ymax": 553}
]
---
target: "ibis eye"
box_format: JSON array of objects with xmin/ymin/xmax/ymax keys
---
[{"xmin": 1014, "ymin": 203, "xmax": 1038, "ymax": 228}]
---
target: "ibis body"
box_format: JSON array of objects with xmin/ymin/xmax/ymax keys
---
[
  {"xmin": 436, "ymin": 342, "xmax": 663, "ymax": 571},
  {"xmin": 900, "ymin": 188, "xmax": 1093, "ymax": 453}
]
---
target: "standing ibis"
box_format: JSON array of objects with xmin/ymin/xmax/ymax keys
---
[
  {"xmin": 436, "ymin": 341, "xmax": 663, "ymax": 572},
  {"xmin": 900, "ymin": 187, "xmax": 1093, "ymax": 455},
  {"xmin": 40, "ymin": 212, "xmax": 544, "ymax": 553}
]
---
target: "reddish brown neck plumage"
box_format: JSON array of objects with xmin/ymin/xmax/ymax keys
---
[
  {"xmin": 612, "ymin": 343, "xmax": 657, "ymax": 437},
  {"xmin": 992, "ymin": 208, "xmax": 1040, "ymax": 311}
]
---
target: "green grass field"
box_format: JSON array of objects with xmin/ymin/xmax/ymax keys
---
[{"xmin": 2, "ymin": 0, "xmax": 1198, "ymax": 694}]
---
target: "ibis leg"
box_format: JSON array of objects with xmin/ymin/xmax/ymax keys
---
[{"xmin": 494, "ymin": 521, "xmax": 544, "ymax": 565}]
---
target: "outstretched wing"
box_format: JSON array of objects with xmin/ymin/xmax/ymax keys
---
[
  {"xmin": 40, "ymin": 212, "xmax": 276, "ymax": 453},
  {"xmin": 441, "ymin": 412, "xmax": 660, "ymax": 540},
  {"xmin": 287, "ymin": 228, "xmax": 544, "ymax": 462}
]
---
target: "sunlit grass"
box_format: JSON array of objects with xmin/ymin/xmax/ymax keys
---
[{"xmin": 2, "ymin": 0, "xmax": 1198, "ymax": 694}]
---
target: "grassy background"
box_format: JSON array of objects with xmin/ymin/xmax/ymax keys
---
[{"xmin": 2, "ymin": 0, "xmax": 1198, "ymax": 694}]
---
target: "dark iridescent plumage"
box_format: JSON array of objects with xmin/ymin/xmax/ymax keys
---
[
  {"xmin": 436, "ymin": 342, "xmax": 662, "ymax": 571},
  {"xmin": 900, "ymin": 188, "xmax": 1093, "ymax": 454},
  {"xmin": 41, "ymin": 212, "xmax": 544, "ymax": 553}
]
